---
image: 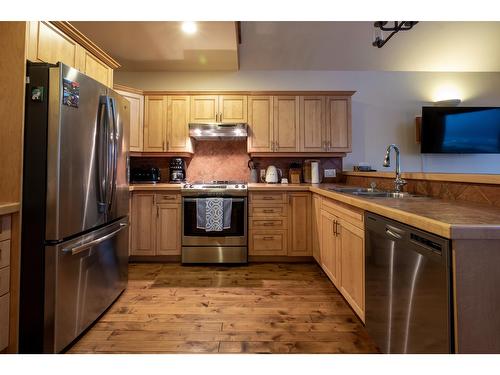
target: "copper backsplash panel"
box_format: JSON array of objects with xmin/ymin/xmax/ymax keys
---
[
  {"xmin": 345, "ymin": 175, "xmax": 500, "ymax": 208},
  {"xmin": 130, "ymin": 140, "xmax": 342, "ymax": 183}
]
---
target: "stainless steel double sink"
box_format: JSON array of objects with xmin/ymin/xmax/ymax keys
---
[{"xmin": 328, "ymin": 186, "xmax": 425, "ymax": 199}]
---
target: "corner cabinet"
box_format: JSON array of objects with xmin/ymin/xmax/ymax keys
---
[
  {"xmin": 143, "ymin": 95, "xmax": 193, "ymax": 153},
  {"xmin": 26, "ymin": 21, "xmax": 119, "ymax": 87},
  {"xmin": 129, "ymin": 192, "xmax": 181, "ymax": 256}
]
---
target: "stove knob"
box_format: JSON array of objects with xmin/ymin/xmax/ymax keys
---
[{"xmin": 235, "ymin": 184, "xmax": 239, "ymax": 188}]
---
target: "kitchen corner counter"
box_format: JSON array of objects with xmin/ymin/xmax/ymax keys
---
[
  {"xmin": 0, "ymin": 202, "xmax": 20, "ymax": 215},
  {"xmin": 129, "ymin": 183, "xmax": 182, "ymax": 191},
  {"xmin": 248, "ymin": 183, "xmax": 500, "ymax": 240}
]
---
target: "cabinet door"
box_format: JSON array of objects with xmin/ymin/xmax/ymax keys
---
[
  {"xmin": 144, "ymin": 96, "xmax": 166, "ymax": 152},
  {"xmin": 156, "ymin": 203, "xmax": 181, "ymax": 255},
  {"xmin": 299, "ymin": 96, "xmax": 326, "ymax": 152},
  {"xmin": 78, "ymin": 48, "xmax": 112, "ymax": 86},
  {"xmin": 190, "ymin": 95, "xmax": 218, "ymax": 123},
  {"xmin": 273, "ymin": 96, "xmax": 299, "ymax": 152},
  {"xmin": 320, "ymin": 210, "xmax": 340, "ymax": 287},
  {"xmin": 35, "ymin": 21, "xmax": 79, "ymax": 67},
  {"xmin": 288, "ymin": 193, "xmax": 311, "ymax": 256},
  {"xmin": 326, "ymin": 97, "xmax": 351, "ymax": 151},
  {"xmin": 247, "ymin": 96, "xmax": 273, "ymax": 152},
  {"xmin": 219, "ymin": 95, "xmax": 247, "ymax": 123},
  {"xmin": 339, "ymin": 219, "xmax": 365, "ymax": 320},
  {"xmin": 116, "ymin": 90, "xmax": 143, "ymax": 152},
  {"xmin": 249, "ymin": 230, "xmax": 288, "ymax": 256},
  {"xmin": 130, "ymin": 193, "xmax": 156, "ymax": 255},
  {"xmin": 167, "ymin": 96, "xmax": 192, "ymax": 152},
  {"xmin": 312, "ymin": 195, "xmax": 321, "ymax": 263}
]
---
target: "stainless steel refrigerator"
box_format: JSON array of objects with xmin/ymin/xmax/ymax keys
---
[{"xmin": 20, "ymin": 62, "xmax": 130, "ymax": 353}]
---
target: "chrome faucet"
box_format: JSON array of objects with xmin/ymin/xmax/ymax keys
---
[{"xmin": 383, "ymin": 144, "xmax": 407, "ymax": 193}]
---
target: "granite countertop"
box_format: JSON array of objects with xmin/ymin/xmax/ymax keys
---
[
  {"xmin": 128, "ymin": 182, "xmax": 500, "ymax": 239},
  {"xmin": 250, "ymin": 183, "xmax": 500, "ymax": 240},
  {"xmin": 0, "ymin": 202, "xmax": 20, "ymax": 216}
]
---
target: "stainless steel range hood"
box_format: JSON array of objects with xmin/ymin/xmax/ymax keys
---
[{"xmin": 189, "ymin": 123, "xmax": 247, "ymax": 140}]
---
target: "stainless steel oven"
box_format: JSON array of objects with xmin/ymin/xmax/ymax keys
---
[{"xmin": 181, "ymin": 181, "xmax": 248, "ymax": 264}]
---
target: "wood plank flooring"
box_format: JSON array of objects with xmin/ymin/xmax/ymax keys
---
[{"xmin": 68, "ymin": 262, "xmax": 379, "ymax": 354}]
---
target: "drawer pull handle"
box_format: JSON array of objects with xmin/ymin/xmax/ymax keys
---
[
  {"xmin": 262, "ymin": 222, "xmax": 275, "ymax": 226},
  {"xmin": 262, "ymin": 197, "xmax": 275, "ymax": 200},
  {"xmin": 162, "ymin": 196, "xmax": 176, "ymax": 200},
  {"xmin": 262, "ymin": 236, "xmax": 274, "ymax": 240},
  {"xmin": 263, "ymin": 209, "xmax": 275, "ymax": 213}
]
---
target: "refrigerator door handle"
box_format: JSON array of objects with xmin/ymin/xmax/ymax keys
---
[
  {"xmin": 108, "ymin": 97, "xmax": 118, "ymax": 213},
  {"xmin": 62, "ymin": 222, "xmax": 128, "ymax": 256},
  {"xmin": 96, "ymin": 96, "xmax": 109, "ymax": 214}
]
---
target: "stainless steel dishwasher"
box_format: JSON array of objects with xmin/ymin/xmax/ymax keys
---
[{"xmin": 365, "ymin": 213, "xmax": 453, "ymax": 353}]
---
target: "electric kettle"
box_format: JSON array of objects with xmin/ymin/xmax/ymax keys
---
[{"xmin": 265, "ymin": 165, "xmax": 282, "ymax": 183}]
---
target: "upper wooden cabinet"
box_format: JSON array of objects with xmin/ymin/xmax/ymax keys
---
[
  {"xmin": 190, "ymin": 95, "xmax": 218, "ymax": 123},
  {"xmin": 247, "ymin": 96, "xmax": 274, "ymax": 152},
  {"xmin": 190, "ymin": 95, "xmax": 247, "ymax": 123},
  {"xmin": 144, "ymin": 95, "xmax": 193, "ymax": 153},
  {"xmin": 167, "ymin": 96, "xmax": 193, "ymax": 152},
  {"xmin": 144, "ymin": 96, "xmax": 167, "ymax": 152},
  {"xmin": 219, "ymin": 95, "xmax": 247, "ymax": 123},
  {"xmin": 26, "ymin": 21, "xmax": 119, "ymax": 87},
  {"xmin": 326, "ymin": 97, "xmax": 351, "ymax": 151},
  {"xmin": 247, "ymin": 93, "xmax": 352, "ymax": 154},
  {"xmin": 273, "ymin": 96, "xmax": 300, "ymax": 152},
  {"xmin": 115, "ymin": 88, "xmax": 144, "ymax": 152},
  {"xmin": 299, "ymin": 96, "xmax": 326, "ymax": 152}
]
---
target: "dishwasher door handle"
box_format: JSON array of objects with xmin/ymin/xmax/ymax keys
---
[{"xmin": 385, "ymin": 224, "xmax": 404, "ymax": 240}]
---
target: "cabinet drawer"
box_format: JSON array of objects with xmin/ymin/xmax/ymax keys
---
[
  {"xmin": 155, "ymin": 193, "xmax": 181, "ymax": 204},
  {"xmin": 0, "ymin": 292, "xmax": 9, "ymax": 351},
  {"xmin": 0, "ymin": 241, "xmax": 10, "ymax": 269},
  {"xmin": 322, "ymin": 198, "xmax": 364, "ymax": 228},
  {"xmin": 249, "ymin": 231, "xmax": 287, "ymax": 255},
  {"xmin": 0, "ymin": 215, "xmax": 11, "ymax": 242},
  {"xmin": 250, "ymin": 192, "xmax": 286, "ymax": 204},
  {"xmin": 250, "ymin": 218, "xmax": 287, "ymax": 230},
  {"xmin": 250, "ymin": 205, "xmax": 287, "ymax": 217},
  {"xmin": 0, "ymin": 267, "xmax": 9, "ymax": 296}
]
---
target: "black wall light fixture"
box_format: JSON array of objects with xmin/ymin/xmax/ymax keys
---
[{"xmin": 372, "ymin": 21, "xmax": 419, "ymax": 48}]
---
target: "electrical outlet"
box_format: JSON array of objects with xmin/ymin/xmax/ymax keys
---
[{"xmin": 324, "ymin": 169, "xmax": 336, "ymax": 178}]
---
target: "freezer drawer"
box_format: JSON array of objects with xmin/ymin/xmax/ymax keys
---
[{"xmin": 45, "ymin": 218, "xmax": 129, "ymax": 353}]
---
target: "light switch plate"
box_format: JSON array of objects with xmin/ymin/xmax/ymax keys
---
[{"xmin": 324, "ymin": 169, "xmax": 336, "ymax": 178}]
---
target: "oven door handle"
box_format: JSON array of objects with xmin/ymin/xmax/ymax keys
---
[{"xmin": 182, "ymin": 198, "xmax": 246, "ymax": 203}]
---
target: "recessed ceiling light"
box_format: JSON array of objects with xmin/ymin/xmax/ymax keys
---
[{"xmin": 181, "ymin": 21, "xmax": 197, "ymax": 35}]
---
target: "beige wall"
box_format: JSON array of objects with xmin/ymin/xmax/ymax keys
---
[{"xmin": 115, "ymin": 70, "xmax": 500, "ymax": 173}]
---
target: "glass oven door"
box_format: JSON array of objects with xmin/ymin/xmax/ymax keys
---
[{"xmin": 182, "ymin": 197, "xmax": 247, "ymax": 246}]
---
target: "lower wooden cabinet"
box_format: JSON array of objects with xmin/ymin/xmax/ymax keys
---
[
  {"xmin": 129, "ymin": 192, "xmax": 181, "ymax": 256},
  {"xmin": 338, "ymin": 219, "xmax": 365, "ymax": 319},
  {"xmin": 0, "ymin": 214, "xmax": 12, "ymax": 352},
  {"xmin": 249, "ymin": 191, "xmax": 311, "ymax": 257},
  {"xmin": 288, "ymin": 193, "xmax": 311, "ymax": 256},
  {"xmin": 318, "ymin": 197, "xmax": 365, "ymax": 321},
  {"xmin": 312, "ymin": 194, "xmax": 321, "ymax": 263}
]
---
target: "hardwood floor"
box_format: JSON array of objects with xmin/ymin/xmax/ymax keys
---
[{"xmin": 68, "ymin": 262, "xmax": 379, "ymax": 354}]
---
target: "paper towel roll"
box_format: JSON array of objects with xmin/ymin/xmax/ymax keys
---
[{"xmin": 311, "ymin": 162, "xmax": 319, "ymax": 184}]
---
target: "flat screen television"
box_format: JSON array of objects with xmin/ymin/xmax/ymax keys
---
[{"xmin": 420, "ymin": 106, "xmax": 500, "ymax": 154}]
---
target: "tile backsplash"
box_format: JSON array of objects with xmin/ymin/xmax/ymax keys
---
[{"xmin": 130, "ymin": 140, "xmax": 343, "ymax": 183}]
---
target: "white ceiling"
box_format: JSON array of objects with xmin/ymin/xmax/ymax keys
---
[
  {"xmin": 71, "ymin": 21, "xmax": 500, "ymax": 72},
  {"xmin": 239, "ymin": 22, "xmax": 500, "ymax": 72},
  {"xmin": 71, "ymin": 21, "xmax": 239, "ymax": 71}
]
